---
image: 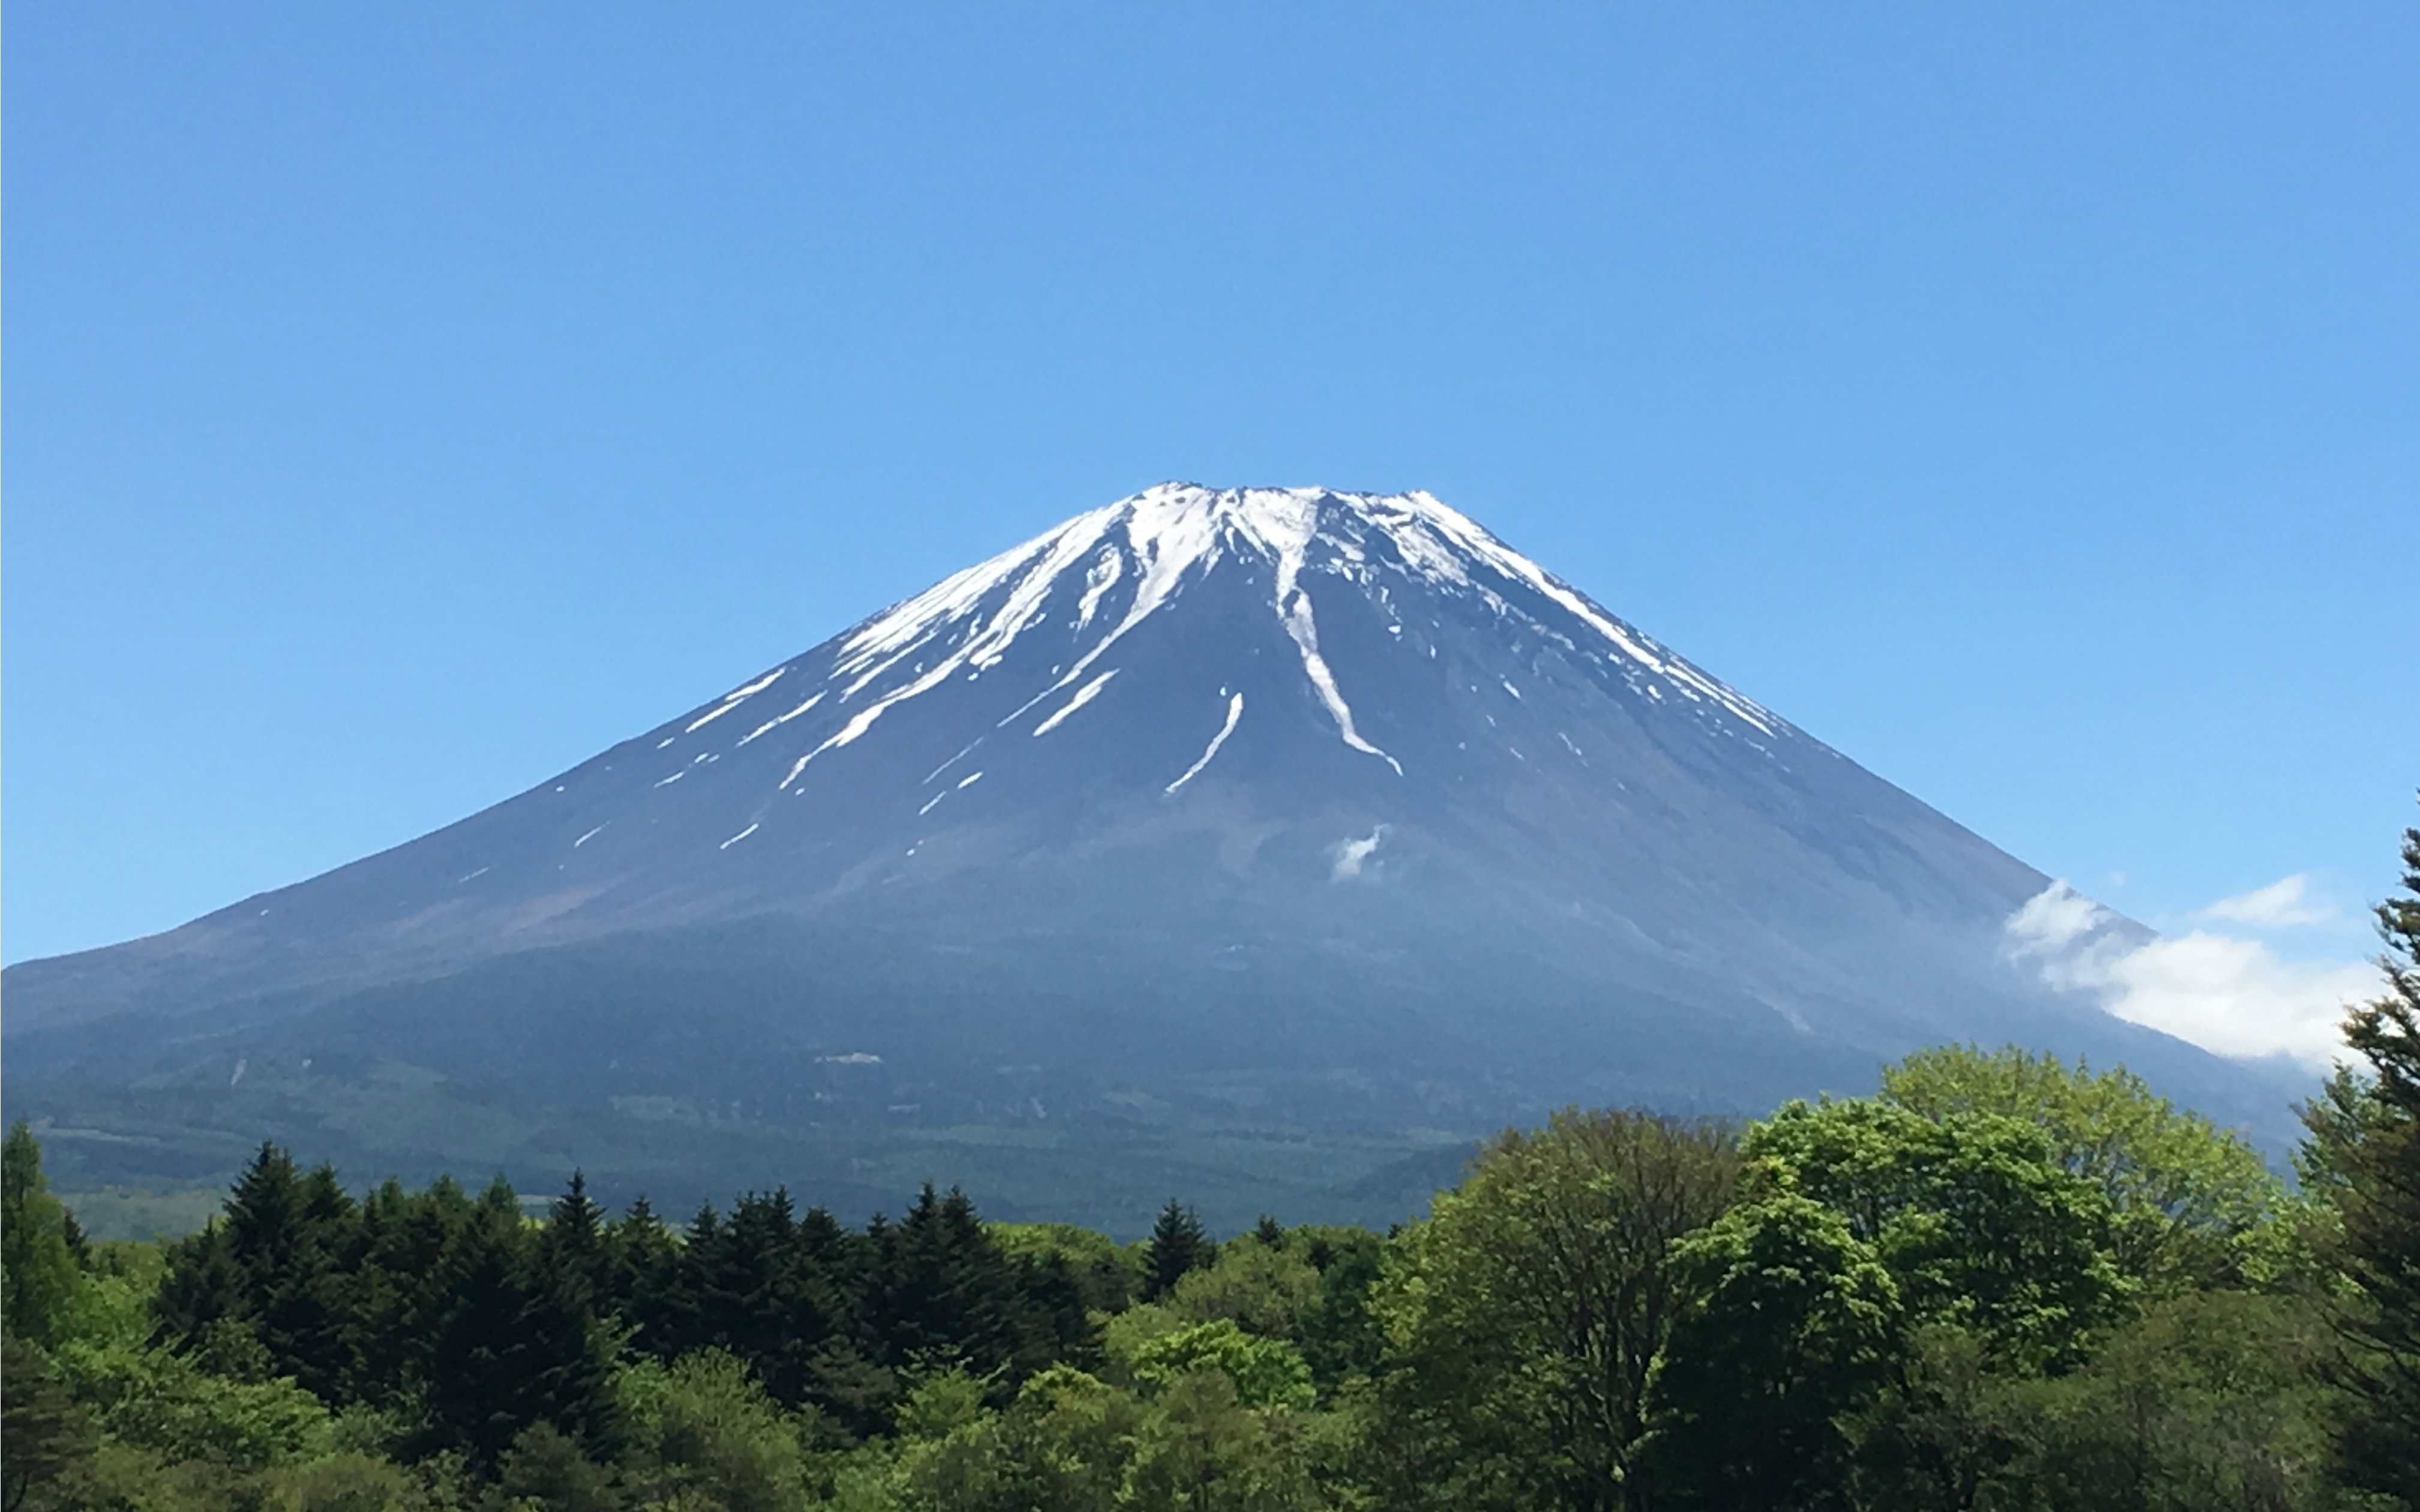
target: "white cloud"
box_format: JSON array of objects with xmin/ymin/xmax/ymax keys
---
[
  {"xmin": 2006, "ymin": 879, "xmax": 2374, "ymax": 1068},
  {"xmin": 2006, "ymin": 880, "xmax": 2116, "ymax": 958},
  {"xmin": 2097, "ymin": 931, "xmax": 2373, "ymax": 1066},
  {"xmin": 2199, "ymin": 873, "xmax": 2332, "ymax": 928},
  {"xmin": 2003, "ymin": 880, "xmax": 2133, "ymax": 991},
  {"xmin": 1330, "ymin": 826, "xmax": 1387, "ymax": 881}
]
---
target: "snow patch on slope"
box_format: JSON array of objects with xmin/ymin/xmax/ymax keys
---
[
  {"xmin": 1033, "ymin": 670, "xmax": 1118, "ymax": 736},
  {"xmin": 1166, "ymin": 693, "xmax": 1245, "ymax": 794}
]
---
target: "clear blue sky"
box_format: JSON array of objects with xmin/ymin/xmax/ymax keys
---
[{"xmin": 6, "ymin": 5, "xmax": 2414, "ymax": 980}]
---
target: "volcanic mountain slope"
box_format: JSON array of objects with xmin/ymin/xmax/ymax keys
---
[{"xmin": 2, "ymin": 485, "xmax": 2292, "ymax": 1231}]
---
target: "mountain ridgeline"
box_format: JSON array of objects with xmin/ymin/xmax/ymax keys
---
[{"xmin": 1, "ymin": 485, "xmax": 2296, "ymax": 1226}]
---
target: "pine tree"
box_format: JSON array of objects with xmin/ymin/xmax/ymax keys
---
[
  {"xmin": 413, "ymin": 1177, "xmax": 534, "ymax": 1466},
  {"xmin": 606, "ymin": 1194, "xmax": 681, "ymax": 1358},
  {"xmin": 1011, "ymin": 1249, "xmax": 1101, "ymax": 1374},
  {"xmin": 687, "ymin": 1187, "xmax": 835, "ymax": 1403},
  {"xmin": 275, "ymin": 1160, "xmax": 364, "ymax": 1400},
  {"xmin": 653, "ymin": 1199, "xmax": 724, "ymax": 1361},
  {"xmin": 202, "ymin": 1145, "xmax": 364, "ymax": 1399},
  {"xmin": 216, "ymin": 1144, "xmax": 363, "ymax": 1397},
  {"xmin": 540, "ymin": 1171, "xmax": 609, "ymax": 1311},
  {"xmin": 1143, "ymin": 1199, "xmax": 1212, "ymax": 1300},
  {"xmin": 154, "ymin": 1221, "xmax": 246, "ymax": 1349},
  {"xmin": 223, "ymin": 1141, "xmax": 306, "ymax": 1276},
  {"xmin": 864, "ymin": 1185, "xmax": 1025, "ymax": 1378},
  {"xmin": 515, "ymin": 1181, "xmax": 625, "ymax": 1460},
  {"xmin": 2310, "ymin": 811, "xmax": 2420, "ymax": 1501},
  {"xmin": 357, "ymin": 1174, "xmax": 477, "ymax": 1409},
  {"xmin": 2, "ymin": 1336, "xmax": 97, "ymax": 1512}
]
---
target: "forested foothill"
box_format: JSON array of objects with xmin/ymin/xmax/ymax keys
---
[{"xmin": 6, "ymin": 822, "xmax": 2418, "ymax": 1512}]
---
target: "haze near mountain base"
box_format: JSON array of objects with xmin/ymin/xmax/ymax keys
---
[{"xmin": 1, "ymin": 485, "xmax": 2301, "ymax": 1231}]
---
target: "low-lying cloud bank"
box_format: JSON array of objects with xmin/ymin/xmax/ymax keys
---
[{"xmin": 2006, "ymin": 879, "xmax": 2373, "ymax": 1069}]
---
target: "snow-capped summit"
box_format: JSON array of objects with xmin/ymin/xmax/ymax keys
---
[
  {"xmin": 637, "ymin": 483, "xmax": 1785, "ymax": 826},
  {"xmin": 2, "ymin": 484, "xmax": 2293, "ymax": 1226},
  {"xmin": 810, "ymin": 483, "xmax": 1779, "ymax": 781}
]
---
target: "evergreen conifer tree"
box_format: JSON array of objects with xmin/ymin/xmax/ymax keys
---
[
  {"xmin": 414, "ymin": 1177, "xmax": 532, "ymax": 1465},
  {"xmin": 864, "ymin": 1185, "xmax": 1025, "ymax": 1379},
  {"xmin": 654, "ymin": 1199, "xmax": 724, "ymax": 1360},
  {"xmin": 515, "ymin": 1197, "xmax": 625, "ymax": 1460},
  {"xmin": 1012, "ymin": 1249, "xmax": 1101, "ymax": 1375},
  {"xmin": 160, "ymin": 1142, "xmax": 363, "ymax": 1397},
  {"xmin": 154, "ymin": 1220, "xmax": 247, "ymax": 1349},
  {"xmin": 361, "ymin": 1174, "xmax": 478, "ymax": 1408},
  {"xmin": 2308, "ymin": 811, "xmax": 2420, "ymax": 1500},
  {"xmin": 1143, "ymin": 1199, "xmax": 1212, "ymax": 1300},
  {"xmin": 540, "ymin": 1171, "xmax": 609, "ymax": 1310},
  {"xmin": 681, "ymin": 1187, "xmax": 846, "ymax": 1404},
  {"xmin": 274, "ymin": 1160, "xmax": 364, "ymax": 1400},
  {"xmin": 414, "ymin": 1175, "xmax": 619, "ymax": 1467},
  {"xmin": 2, "ymin": 1335, "xmax": 96, "ymax": 1512},
  {"xmin": 606, "ymin": 1194, "xmax": 681, "ymax": 1357},
  {"xmin": 223, "ymin": 1142, "xmax": 305, "ymax": 1277}
]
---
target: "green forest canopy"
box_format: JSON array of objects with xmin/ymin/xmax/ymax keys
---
[{"xmin": 4, "ymin": 817, "xmax": 2417, "ymax": 1512}]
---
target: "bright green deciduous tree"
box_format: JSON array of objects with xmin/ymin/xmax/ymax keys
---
[
  {"xmin": 1371, "ymin": 1108, "xmax": 1742, "ymax": 1512},
  {"xmin": 900, "ymin": 1364, "xmax": 1143, "ymax": 1512},
  {"xmin": 1650, "ymin": 1193, "xmax": 1903, "ymax": 1512},
  {"xmin": 622, "ymin": 1348, "xmax": 813, "ymax": 1512},
  {"xmin": 1126, "ymin": 1320, "xmax": 1316, "ymax": 1412},
  {"xmin": 44, "ymin": 1332, "xmax": 337, "ymax": 1475},
  {"xmin": 1880, "ymin": 1043, "xmax": 2295, "ymax": 1291},
  {"xmin": 1162, "ymin": 1240, "xmax": 1323, "ymax": 1340},
  {"xmin": 1, "ymin": 1124, "xmax": 88, "ymax": 1349},
  {"xmin": 1124, "ymin": 1368, "xmax": 1320, "ymax": 1512},
  {"xmin": 1750, "ymin": 1099, "xmax": 2127, "ymax": 1371}
]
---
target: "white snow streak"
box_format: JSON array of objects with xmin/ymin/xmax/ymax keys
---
[
  {"xmin": 1281, "ymin": 586, "xmax": 1401, "ymax": 775},
  {"xmin": 785, "ymin": 523, "xmax": 1134, "ymax": 785},
  {"xmin": 719, "ymin": 823, "xmax": 759, "ymax": 850},
  {"xmin": 1075, "ymin": 548, "xmax": 1124, "ymax": 629},
  {"xmin": 687, "ymin": 667, "xmax": 788, "ymax": 731},
  {"xmin": 1395, "ymin": 492, "xmax": 1780, "ymax": 736},
  {"xmin": 574, "ymin": 824, "xmax": 607, "ymax": 847},
  {"xmin": 721, "ymin": 667, "xmax": 789, "ymax": 701},
  {"xmin": 1032, "ymin": 670, "xmax": 1118, "ymax": 736},
  {"xmin": 737, "ymin": 691, "xmax": 824, "ymax": 747},
  {"xmin": 923, "ymin": 740, "xmax": 986, "ymax": 785},
  {"xmin": 1166, "ymin": 693, "xmax": 1245, "ymax": 794}
]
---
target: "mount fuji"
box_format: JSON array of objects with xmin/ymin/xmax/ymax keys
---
[{"xmin": 2, "ymin": 484, "xmax": 2292, "ymax": 1230}]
